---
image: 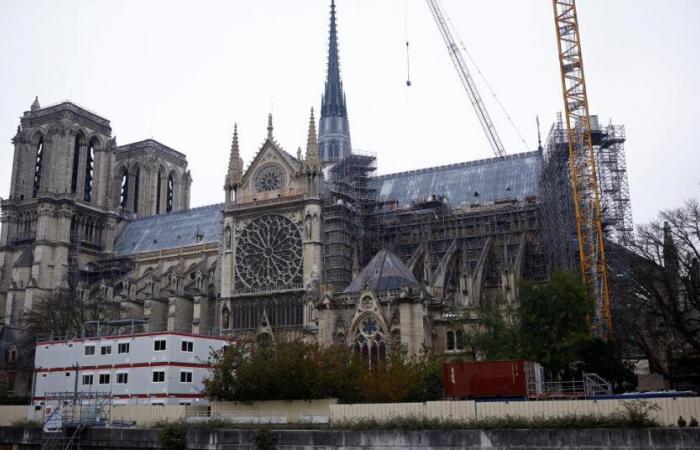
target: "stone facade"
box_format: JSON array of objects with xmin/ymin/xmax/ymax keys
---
[{"xmin": 0, "ymin": 99, "xmax": 191, "ymax": 329}]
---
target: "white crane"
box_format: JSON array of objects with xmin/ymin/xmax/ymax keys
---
[{"xmin": 425, "ymin": 0, "xmax": 507, "ymax": 157}]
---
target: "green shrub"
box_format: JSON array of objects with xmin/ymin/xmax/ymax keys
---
[
  {"xmin": 678, "ymin": 416, "xmax": 688, "ymax": 427},
  {"xmin": 618, "ymin": 400, "xmax": 661, "ymax": 427},
  {"xmin": 331, "ymin": 409, "xmax": 662, "ymax": 431},
  {"xmin": 158, "ymin": 422, "xmax": 187, "ymax": 450},
  {"xmin": 255, "ymin": 427, "xmax": 276, "ymax": 450},
  {"xmin": 690, "ymin": 417, "xmax": 698, "ymax": 427}
]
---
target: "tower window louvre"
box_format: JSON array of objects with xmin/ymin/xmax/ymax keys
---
[
  {"xmin": 133, "ymin": 168, "xmax": 140, "ymax": 214},
  {"xmin": 32, "ymin": 138, "xmax": 44, "ymax": 197},
  {"xmin": 71, "ymin": 135, "xmax": 80, "ymax": 193},
  {"xmin": 120, "ymin": 172, "xmax": 129, "ymax": 208},
  {"xmin": 166, "ymin": 174, "xmax": 174, "ymax": 213},
  {"xmin": 83, "ymin": 141, "xmax": 94, "ymax": 202},
  {"xmin": 156, "ymin": 171, "xmax": 162, "ymax": 214}
]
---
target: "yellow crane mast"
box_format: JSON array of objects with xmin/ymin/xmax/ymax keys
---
[{"xmin": 552, "ymin": 0, "xmax": 612, "ymax": 337}]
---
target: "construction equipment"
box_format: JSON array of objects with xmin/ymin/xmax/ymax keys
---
[
  {"xmin": 426, "ymin": 0, "xmax": 506, "ymax": 157},
  {"xmin": 552, "ymin": 0, "xmax": 612, "ymax": 337}
]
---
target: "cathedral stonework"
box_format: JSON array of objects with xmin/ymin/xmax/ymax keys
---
[{"xmin": 0, "ymin": 0, "xmax": 546, "ymax": 360}]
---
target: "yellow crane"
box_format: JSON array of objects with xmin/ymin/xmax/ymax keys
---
[{"xmin": 552, "ymin": 0, "xmax": 612, "ymax": 337}]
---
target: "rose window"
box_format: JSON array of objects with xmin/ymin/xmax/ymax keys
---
[
  {"xmin": 235, "ymin": 215, "xmax": 302, "ymax": 291},
  {"xmin": 254, "ymin": 165, "xmax": 285, "ymax": 192}
]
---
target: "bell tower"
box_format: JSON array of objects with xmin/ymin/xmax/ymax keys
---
[{"xmin": 1, "ymin": 98, "xmax": 120, "ymax": 326}]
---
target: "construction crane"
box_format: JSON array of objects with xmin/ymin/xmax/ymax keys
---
[
  {"xmin": 552, "ymin": 0, "xmax": 612, "ymax": 337},
  {"xmin": 426, "ymin": 0, "xmax": 506, "ymax": 157}
]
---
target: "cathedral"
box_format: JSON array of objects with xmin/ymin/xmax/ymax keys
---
[{"xmin": 0, "ymin": 0, "xmax": 548, "ymax": 359}]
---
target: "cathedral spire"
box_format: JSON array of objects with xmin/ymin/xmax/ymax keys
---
[
  {"xmin": 318, "ymin": 0, "xmax": 351, "ymax": 163},
  {"xmin": 30, "ymin": 96, "xmax": 40, "ymax": 112},
  {"xmin": 323, "ymin": 0, "xmax": 343, "ymax": 117},
  {"xmin": 226, "ymin": 123, "xmax": 242, "ymax": 188}
]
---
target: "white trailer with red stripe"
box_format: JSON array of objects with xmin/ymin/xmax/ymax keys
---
[{"xmin": 33, "ymin": 330, "xmax": 229, "ymax": 406}]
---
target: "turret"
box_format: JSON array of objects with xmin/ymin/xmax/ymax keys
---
[{"xmin": 224, "ymin": 124, "xmax": 243, "ymax": 207}]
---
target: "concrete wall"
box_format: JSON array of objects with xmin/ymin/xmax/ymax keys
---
[{"xmin": 2, "ymin": 426, "xmax": 700, "ymax": 449}]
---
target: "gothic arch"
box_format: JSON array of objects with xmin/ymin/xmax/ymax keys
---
[
  {"xmin": 83, "ymin": 136, "xmax": 99, "ymax": 202},
  {"xmin": 131, "ymin": 163, "xmax": 141, "ymax": 214},
  {"xmin": 350, "ymin": 310, "xmax": 388, "ymax": 368},
  {"xmin": 71, "ymin": 131, "xmax": 86, "ymax": 194},
  {"xmin": 166, "ymin": 169, "xmax": 179, "ymax": 213},
  {"xmin": 116, "ymin": 165, "xmax": 129, "ymax": 209},
  {"xmin": 31, "ymin": 134, "xmax": 47, "ymax": 198}
]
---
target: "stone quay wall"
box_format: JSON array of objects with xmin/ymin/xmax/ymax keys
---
[{"xmin": 1, "ymin": 426, "xmax": 700, "ymax": 449}]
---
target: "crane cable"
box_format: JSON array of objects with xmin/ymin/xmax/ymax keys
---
[{"xmin": 443, "ymin": 12, "xmax": 530, "ymax": 152}]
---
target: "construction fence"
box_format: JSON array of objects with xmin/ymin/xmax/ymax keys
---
[
  {"xmin": 6, "ymin": 397, "xmax": 699, "ymax": 427},
  {"xmin": 330, "ymin": 398, "xmax": 700, "ymax": 427}
]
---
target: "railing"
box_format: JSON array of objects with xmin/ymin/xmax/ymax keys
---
[{"xmin": 528, "ymin": 372, "xmax": 612, "ymax": 400}]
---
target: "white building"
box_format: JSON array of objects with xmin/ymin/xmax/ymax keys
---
[{"xmin": 33, "ymin": 323, "xmax": 229, "ymax": 406}]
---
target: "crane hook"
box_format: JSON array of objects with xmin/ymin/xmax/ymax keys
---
[{"xmin": 405, "ymin": 41, "xmax": 412, "ymax": 87}]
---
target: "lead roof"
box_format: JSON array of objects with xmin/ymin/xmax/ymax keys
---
[
  {"xmin": 113, "ymin": 203, "xmax": 223, "ymax": 256},
  {"xmin": 370, "ymin": 151, "xmax": 541, "ymax": 208}
]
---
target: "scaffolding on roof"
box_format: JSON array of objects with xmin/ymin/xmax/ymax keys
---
[
  {"xmin": 322, "ymin": 153, "xmax": 377, "ymax": 292},
  {"xmin": 539, "ymin": 113, "xmax": 634, "ymax": 332}
]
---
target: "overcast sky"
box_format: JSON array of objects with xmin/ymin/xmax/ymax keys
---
[{"xmin": 0, "ymin": 0, "xmax": 698, "ymax": 224}]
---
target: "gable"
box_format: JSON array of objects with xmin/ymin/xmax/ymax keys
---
[{"xmin": 237, "ymin": 139, "xmax": 303, "ymax": 203}]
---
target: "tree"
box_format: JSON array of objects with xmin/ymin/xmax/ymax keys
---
[
  {"xmin": 519, "ymin": 271, "xmax": 592, "ymax": 379},
  {"xmin": 465, "ymin": 297, "xmax": 520, "ymax": 361},
  {"xmin": 616, "ymin": 199, "xmax": 700, "ymax": 386},
  {"xmin": 465, "ymin": 272, "xmax": 635, "ymax": 389},
  {"xmin": 203, "ymin": 337, "xmax": 444, "ymax": 404},
  {"xmin": 23, "ymin": 288, "xmax": 121, "ymax": 337}
]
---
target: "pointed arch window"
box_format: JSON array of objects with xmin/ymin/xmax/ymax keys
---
[
  {"xmin": 71, "ymin": 135, "xmax": 81, "ymax": 193},
  {"xmin": 133, "ymin": 168, "xmax": 140, "ymax": 214},
  {"xmin": 354, "ymin": 315, "xmax": 386, "ymax": 368},
  {"xmin": 156, "ymin": 171, "xmax": 162, "ymax": 214},
  {"xmin": 166, "ymin": 174, "xmax": 174, "ymax": 213},
  {"xmin": 83, "ymin": 140, "xmax": 95, "ymax": 202},
  {"xmin": 32, "ymin": 138, "xmax": 44, "ymax": 197},
  {"xmin": 120, "ymin": 172, "xmax": 129, "ymax": 208},
  {"xmin": 222, "ymin": 306, "xmax": 230, "ymax": 330}
]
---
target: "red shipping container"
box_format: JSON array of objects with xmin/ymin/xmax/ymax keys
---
[{"xmin": 443, "ymin": 360, "xmax": 541, "ymax": 399}]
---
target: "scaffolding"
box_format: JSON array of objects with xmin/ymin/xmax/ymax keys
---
[
  {"xmin": 322, "ymin": 152, "xmax": 377, "ymax": 292},
  {"xmin": 41, "ymin": 391, "xmax": 111, "ymax": 450},
  {"xmin": 597, "ymin": 123, "xmax": 633, "ymax": 247},
  {"xmin": 540, "ymin": 113, "xmax": 634, "ymax": 333}
]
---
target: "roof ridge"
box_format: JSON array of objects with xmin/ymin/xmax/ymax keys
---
[
  {"xmin": 125, "ymin": 203, "xmax": 224, "ymax": 223},
  {"xmin": 372, "ymin": 150, "xmax": 539, "ymax": 181}
]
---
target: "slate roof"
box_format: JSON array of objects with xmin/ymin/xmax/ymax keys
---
[
  {"xmin": 344, "ymin": 249, "xmax": 419, "ymax": 293},
  {"xmin": 370, "ymin": 151, "xmax": 541, "ymax": 208},
  {"xmin": 113, "ymin": 204, "xmax": 223, "ymax": 256}
]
